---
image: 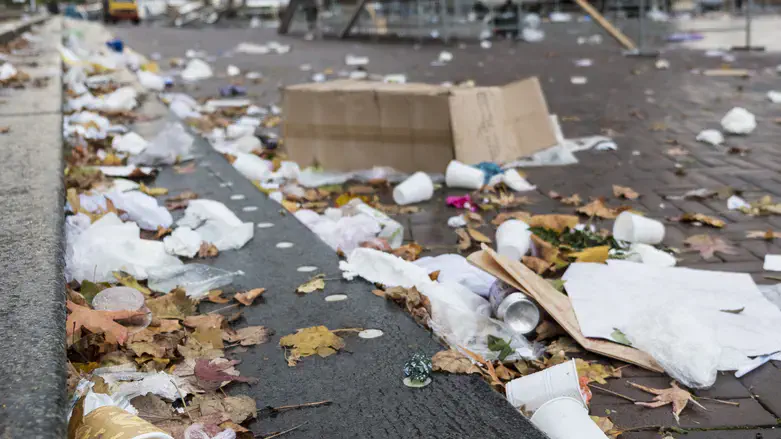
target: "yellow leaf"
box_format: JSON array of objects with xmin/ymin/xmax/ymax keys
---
[
  {"xmin": 676, "ymin": 213, "xmax": 725, "ymax": 228},
  {"xmin": 139, "ymin": 183, "xmax": 169, "ymax": 196},
  {"xmin": 113, "ymin": 271, "xmax": 152, "ymax": 296},
  {"xmin": 746, "ymin": 230, "xmax": 781, "ymax": 240},
  {"xmin": 577, "ymin": 199, "xmax": 619, "ymax": 219},
  {"xmin": 455, "ymin": 228, "xmax": 472, "ymax": 251},
  {"xmin": 297, "ymin": 275, "xmax": 325, "ymax": 294},
  {"xmin": 467, "ymin": 228, "xmax": 492, "ymax": 243},
  {"xmin": 279, "ymin": 326, "xmax": 345, "ymax": 365},
  {"xmin": 145, "ymin": 288, "xmax": 196, "ymax": 320},
  {"xmin": 522, "ymin": 256, "xmax": 552, "ymax": 274},
  {"xmin": 569, "ymin": 246, "xmax": 610, "ymax": 263},
  {"xmin": 491, "ymin": 211, "xmax": 532, "ymax": 226},
  {"xmin": 234, "ymin": 288, "xmax": 266, "ymax": 306},
  {"xmin": 613, "ymin": 185, "xmax": 639, "ymax": 200},
  {"xmin": 529, "ymin": 214, "xmax": 580, "ymax": 232},
  {"xmin": 561, "ymin": 194, "xmax": 582, "ymax": 206},
  {"xmin": 576, "ymin": 358, "xmax": 621, "ymax": 385}
]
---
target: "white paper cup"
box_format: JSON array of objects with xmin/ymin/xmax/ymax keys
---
[
  {"xmin": 531, "ymin": 397, "xmax": 608, "ymax": 439},
  {"xmin": 445, "ymin": 160, "xmax": 484, "ymax": 190},
  {"xmin": 613, "ymin": 211, "xmax": 665, "ymax": 244},
  {"xmin": 393, "ymin": 172, "xmax": 434, "ymax": 205},
  {"xmin": 496, "ymin": 220, "xmax": 532, "ymax": 261},
  {"xmin": 505, "ymin": 360, "xmax": 585, "ymax": 412}
]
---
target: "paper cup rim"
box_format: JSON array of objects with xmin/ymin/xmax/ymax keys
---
[{"xmin": 530, "ymin": 396, "xmax": 588, "ymax": 422}]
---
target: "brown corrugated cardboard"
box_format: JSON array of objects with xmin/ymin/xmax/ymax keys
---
[{"xmin": 283, "ymin": 78, "xmax": 556, "ymax": 174}]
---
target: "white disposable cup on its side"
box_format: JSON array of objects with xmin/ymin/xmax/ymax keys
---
[
  {"xmin": 612, "ymin": 211, "xmax": 665, "ymax": 244},
  {"xmin": 445, "ymin": 160, "xmax": 484, "ymax": 190},
  {"xmin": 393, "ymin": 172, "xmax": 434, "ymax": 205},
  {"xmin": 505, "ymin": 359, "xmax": 585, "ymax": 412},
  {"xmin": 496, "ymin": 220, "xmax": 532, "ymax": 261},
  {"xmin": 531, "ymin": 397, "xmax": 609, "ymax": 439}
]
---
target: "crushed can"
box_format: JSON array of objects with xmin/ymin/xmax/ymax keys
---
[{"xmin": 488, "ymin": 280, "xmax": 541, "ymax": 335}]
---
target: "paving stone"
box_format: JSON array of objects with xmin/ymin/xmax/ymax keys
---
[
  {"xmin": 622, "ymin": 429, "xmax": 781, "ymax": 439},
  {"xmin": 739, "ymin": 363, "xmax": 781, "ymax": 418}
]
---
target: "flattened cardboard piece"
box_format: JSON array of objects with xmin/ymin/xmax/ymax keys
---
[{"xmin": 467, "ymin": 246, "xmax": 663, "ymax": 373}]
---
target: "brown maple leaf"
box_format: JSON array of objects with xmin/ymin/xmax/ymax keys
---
[
  {"xmin": 66, "ymin": 300, "xmax": 145, "ymax": 345},
  {"xmin": 628, "ymin": 381, "xmax": 705, "ymax": 423},
  {"xmin": 431, "ymin": 349, "xmax": 481, "ymax": 374},
  {"xmin": 577, "ymin": 198, "xmax": 620, "ymax": 219},
  {"xmin": 684, "ymin": 234, "xmax": 738, "ymax": 259},
  {"xmin": 235, "ymin": 288, "xmax": 266, "ymax": 306},
  {"xmin": 561, "ymin": 194, "xmax": 582, "ymax": 206},
  {"xmin": 492, "ymin": 211, "xmax": 532, "ymax": 226},
  {"xmin": 613, "ymin": 185, "xmax": 640, "ymax": 200},
  {"xmin": 198, "ymin": 242, "xmax": 219, "ymax": 258},
  {"xmin": 194, "ymin": 358, "xmax": 255, "ymax": 390},
  {"xmin": 672, "ymin": 213, "xmax": 725, "ymax": 228}
]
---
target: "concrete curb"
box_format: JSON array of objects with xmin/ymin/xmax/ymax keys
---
[
  {"xmin": 0, "ymin": 14, "xmax": 49, "ymax": 44},
  {"xmin": 0, "ymin": 16, "xmax": 68, "ymax": 439}
]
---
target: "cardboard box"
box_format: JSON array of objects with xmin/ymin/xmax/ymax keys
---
[{"xmin": 282, "ymin": 78, "xmax": 557, "ymax": 174}]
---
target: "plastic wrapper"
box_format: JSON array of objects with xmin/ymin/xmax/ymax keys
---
[
  {"xmin": 130, "ymin": 123, "xmax": 194, "ymax": 166},
  {"xmin": 112, "ymin": 132, "xmax": 148, "ymax": 155},
  {"xmin": 721, "ymin": 107, "xmax": 756, "ymax": 135},
  {"xmin": 64, "ymin": 111, "xmax": 112, "ymax": 140},
  {"xmin": 163, "ymin": 226, "xmax": 202, "ymax": 257},
  {"xmin": 185, "ymin": 424, "xmax": 236, "ymax": 439},
  {"xmin": 181, "ymin": 58, "xmax": 213, "ymax": 81},
  {"xmin": 232, "ymin": 152, "xmax": 272, "ymax": 181},
  {"xmin": 138, "ymin": 70, "xmax": 166, "ymax": 91},
  {"xmin": 696, "ymin": 129, "xmax": 724, "ymax": 146},
  {"xmin": 415, "ymin": 254, "xmax": 496, "ymax": 297},
  {"xmin": 621, "ymin": 307, "xmax": 719, "ymax": 388},
  {"xmin": 342, "ymin": 199, "xmax": 404, "ymax": 248},
  {"xmin": 66, "ymin": 213, "xmax": 183, "ymax": 283},
  {"xmin": 178, "ymin": 199, "xmax": 243, "ymax": 228},
  {"xmin": 194, "ymin": 220, "xmax": 254, "ymax": 251},
  {"xmin": 106, "ymin": 190, "xmax": 173, "ymax": 231},
  {"xmin": 98, "ymin": 86, "xmax": 138, "ymax": 112},
  {"xmin": 147, "ymin": 264, "xmax": 243, "ymax": 298}
]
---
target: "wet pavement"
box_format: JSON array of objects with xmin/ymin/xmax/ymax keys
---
[{"xmin": 110, "ymin": 19, "xmax": 781, "ymax": 437}]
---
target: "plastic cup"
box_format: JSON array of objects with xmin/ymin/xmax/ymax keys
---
[
  {"xmin": 505, "ymin": 359, "xmax": 585, "ymax": 412},
  {"xmin": 445, "ymin": 160, "xmax": 484, "ymax": 190},
  {"xmin": 530, "ymin": 397, "xmax": 609, "ymax": 439},
  {"xmin": 613, "ymin": 211, "xmax": 665, "ymax": 244},
  {"xmin": 393, "ymin": 172, "xmax": 434, "ymax": 205},
  {"xmin": 496, "ymin": 220, "xmax": 532, "ymax": 261}
]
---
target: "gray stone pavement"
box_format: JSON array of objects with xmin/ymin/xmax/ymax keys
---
[{"xmin": 108, "ymin": 17, "xmax": 781, "ymax": 437}]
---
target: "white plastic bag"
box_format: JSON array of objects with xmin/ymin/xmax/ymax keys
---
[
  {"xmin": 181, "ymin": 58, "xmax": 213, "ymax": 81},
  {"xmin": 130, "ymin": 123, "xmax": 194, "ymax": 166},
  {"xmin": 177, "ymin": 200, "xmax": 254, "ymax": 251},
  {"xmin": 178, "ymin": 199, "xmax": 243, "ymax": 228},
  {"xmin": 415, "ymin": 254, "xmax": 496, "ymax": 297},
  {"xmin": 695, "ymin": 129, "xmax": 724, "ymax": 146},
  {"xmin": 164, "ymin": 227, "xmax": 202, "ymax": 258},
  {"xmin": 112, "ymin": 132, "xmax": 148, "ymax": 155},
  {"xmin": 232, "ymin": 152, "xmax": 272, "ymax": 181},
  {"xmin": 721, "ymin": 107, "xmax": 756, "ymax": 135},
  {"xmin": 105, "ymin": 190, "xmax": 173, "ymax": 231},
  {"xmin": 137, "ymin": 70, "xmax": 166, "ymax": 91},
  {"xmin": 99, "ymin": 86, "xmax": 138, "ymax": 111},
  {"xmin": 621, "ymin": 307, "xmax": 719, "ymax": 388}
]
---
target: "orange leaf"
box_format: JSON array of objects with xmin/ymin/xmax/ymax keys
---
[
  {"xmin": 66, "ymin": 300, "xmax": 145, "ymax": 345},
  {"xmin": 235, "ymin": 288, "xmax": 266, "ymax": 306}
]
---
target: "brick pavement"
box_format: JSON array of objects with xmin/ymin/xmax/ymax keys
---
[{"xmin": 113, "ymin": 22, "xmax": 781, "ymax": 437}]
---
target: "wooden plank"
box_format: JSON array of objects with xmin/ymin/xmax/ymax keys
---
[
  {"xmin": 339, "ymin": 0, "xmax": 370, "ymax": 39},
  {"xmin": 572, "ymin": 0, "xmax": 637, "ymax": 50},
  {"xmin": 467, "ymin": 246, "xmax": 664, "ymax": 373},
  {"xmin": 277, "ymin": 0, "xmax": 300, "ymax": 34}
]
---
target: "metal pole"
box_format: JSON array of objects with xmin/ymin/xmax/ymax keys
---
[
  {"xmin": 745, "ymin": 0, "xmax": 752, "ymax": 47},
  {"xmin": 638, "ymin": 0, "xmax": 646, "ymax": 50}
]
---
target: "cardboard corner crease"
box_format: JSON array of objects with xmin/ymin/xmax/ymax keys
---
[
  {"xmin": 282, "ymin": 78, "xmax": 557, "ymax": 174},
  {"xmin": 467, "ymin": 244, "xmax": 664, "ymax": 373}
]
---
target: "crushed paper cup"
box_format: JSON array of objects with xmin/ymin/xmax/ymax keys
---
[
  {"xmin": 505, "ymin": 360, "xmax": 586, "ymax": 412},
  {"xmin": 612, "ymin": 211, "xmax": 665, "ymax": 245},
  {"xmin": 393, "ymin": 172, "xmax": 434, "ymax": 205},
  {"xmin": 445, "ymin": 160, "xmax": 484, "ymax": 190},
  {"xmin": 530, "ymin": 397, "xmax": 608, "ymax": 439}
]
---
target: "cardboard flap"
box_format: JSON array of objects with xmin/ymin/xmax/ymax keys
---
[
  {"xmin": 467, "ymin": 246, "xmax": 663, "ymax": 373},
  {"xmin": 448, "ymin": 77, "xmax": 557, "ymax": 165}
]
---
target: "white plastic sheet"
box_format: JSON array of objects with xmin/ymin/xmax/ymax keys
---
[
  {"xmin": 415, "ymin": 254, "xmax": 496, "ymax": 297},
  {"xmin": 105, "ymin": 190, "xmax": 173, "ymax": 231},
  {"xmin": 137, "ymin": 70, "xmax": 166, "ymax": 91},
  {"xmin": 177, "ymin": 200, "xmax": 254, "ymax": 251},
  {"xmin": 181, "ymin": 58, "xmax": 213, "ymax": 81},
  {"xmin": 164, "ymin": 226, "xmax": 202, "ymax": 258},
  {"xmin": 112, "ymin": 132, "xmax": 148, "ymax": 155},
  {"xmin": 721, "ymin": 107, "xmax": 756, "ymax": 134},
  {"xmin": 147, "ymin": 264, "xmax": 243, "ymax": 298},
  {"xmin": 696, "ymin": 129, "xmax": 724, "ymax": 146},
  {"xmin": 130, "ymin": 123, "xmax": 194, "ymax": 166},
  {"xmin": 231, "ymin": 152, "xmax": 272, "ymax": 181}
]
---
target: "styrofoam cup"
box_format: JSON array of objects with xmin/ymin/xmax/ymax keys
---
[
  {"xmin": 612, "ymin": 211, "xmax": 665, "ymax": 244},
  {"xmin": 393, "ymin": 172, "xmax": 434, "ymax": 205},
  {"xmin": 531, "ymin": 397, "xmax": 609, "ymax": 439},
  {"xmin": 505, "ymin": 359, "xmax": 585, "ymax": 412},
  {"xmin": 496, "ymin": 220, "xmax": 532, "ymax": 261},
  {"xmin": 445, "ymin": 160, "xmax": 484, "ymax": 190}
]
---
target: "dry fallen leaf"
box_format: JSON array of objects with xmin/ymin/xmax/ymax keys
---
[
  {"xmin": 197, "ymin": 242, "xmax": 219, "ymax": 258},
  {"xmin": 467, "ymin": 228, "xmax": 492, "ymax": 243},
  {"xmin": 613, "ymin": 185, "xmax": 640, "ymax": 200},
  {"xmin": 629, "ymin": 381, "xmax": 705, "ymax": 423},
  {"xmin": 139, "ymin": 183, "xmax": 168, "ymax": 196},
  {"xmin": 590, "ymin": 416, "xmax": 620, "ymax": 438},
  {"xmin": 296, "ymin": 275, "xmax": 325, "ymax": 294},
  {"xmin": 545, "ymin": 337, "xmax": 581, "ymax": 355},
  {"xmin": 522, "ymin": 256, "xmax": 552, "ymax": 275},
  {"xmin": 279, "ymin": 326, "xmax": 345, "ymax": 365},
  {"xmin": 391, "ymin": 242, "xmax": 424, "ymax": 261},
  {"xmin": 746, "ymin": 230, "xmax": 781, "ymax": 240},
  {"xmin": 535, "ymin": 319, "xmax": 565, "ymax": 341},
  {"xmin": 491, "ymin": 211, "xmax": 532, "ymax": 226},
  {"xmin": 569, "ymin": 245, "xmax": 610, "ymax": 263},
  {"xmin": 206, "ymin": 289, "xmax": 231, "ymax": 304},
  {"xmin": 0, "ymin": 126, "xmax": 10, "ymax": 134},
  {"xmin": 235, "ymin": 288, "xmax": 266, "ymax": 306},
  {"xmin": 455, "ymin": 228, "xmax": 472, "ymax": 251},
  {"xmin": 577, "ymin": 199, "xmax": 619, "ymax": 219},
  {"xmin": 194, "ymin": 358, "xmax": 255, "ymax": 389},
  {"xmin": 561, "ymin": 194, "xmax": 583, "ymax": 206},
  {"xmin": 66, "ymin": 301, "xmax": 145, "ymax": 345},
  {"xmin": 684, "ymin": 234, "xmax": 738, "ymax": 259},
  {"xmin": 666, "ymin": 146, "xmax": 689, "ymax": 156},
  {"xmin": 576, "ymin": 358, "xmax": 621, "ymax": 385},
  {"xmin": 183, "ymin": 314, "xmax": 225, "ymax": 331},
  {"xmin": 530, "ymin": 234, "xmax": 561, "ymax": 264},
  {"xmin": 223, "ymin": 326, "xmax": 272, "ymax": 346},
  {"xmin": 145, "ymin": 288, "xmax": 196, "ymax": 320},
  {"xmin": 431, "ymin": 349, "xmax": 481, "ymax": 374},
  {"xmin": 673, "ymin": 213, "xmax": 725, "ymax": 228},
  {"xmin": 113, "ymin": 271, "xmax": 152, "ymax": 296},
  {"xmin": 529, "ymin": 214, "xmax": 580, "ymax": 232}
]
